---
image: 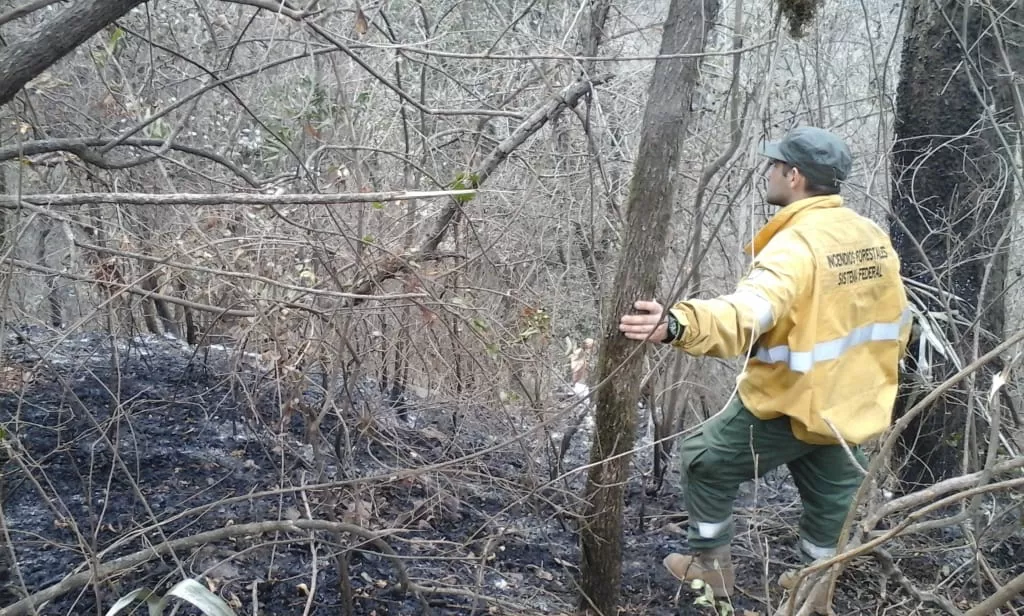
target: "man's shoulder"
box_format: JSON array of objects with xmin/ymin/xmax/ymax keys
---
[{"xmin": 795, "ymin": 206, "xmax": 890, "ymax": 241}]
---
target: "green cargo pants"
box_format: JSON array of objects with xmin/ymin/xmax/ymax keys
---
[{"xmin": 679, "ymin": 395, "xmax": 867, "ymax": 557}]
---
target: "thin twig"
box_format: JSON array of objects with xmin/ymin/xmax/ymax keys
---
[
  {"xmin": 964, "ymin": 570, "xmax": 1024, "ymax": 616},
  {"xmin": 873, "ymin": 547, "xmax": 963, "ymax": 615}
]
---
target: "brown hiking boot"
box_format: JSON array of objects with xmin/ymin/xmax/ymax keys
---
[
  {"xmin": 662, "ymin": 545, "xmax": 735, "ymax": 597},
  {"xmin": 779, "ymin": 568, "xmax": 832, "ymax": 615}
]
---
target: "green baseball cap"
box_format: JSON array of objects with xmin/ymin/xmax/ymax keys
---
[{"xmin": 759, "ymin": 126, "xmax": 853, "ymax": 189}]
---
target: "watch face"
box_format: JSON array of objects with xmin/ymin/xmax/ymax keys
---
[{"xmin": 665, "ymin": 317, "xmax": 679, "ymax": 342}]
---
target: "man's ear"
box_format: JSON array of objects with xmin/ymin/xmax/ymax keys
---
[{"xmin": 790, "ymin": 167, "xmax": 806, "ymax": 191}]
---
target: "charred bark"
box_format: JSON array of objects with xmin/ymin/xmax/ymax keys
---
[{"xmin": 890, "ymin": 0, "xmax": 1021, "ymax": 490}]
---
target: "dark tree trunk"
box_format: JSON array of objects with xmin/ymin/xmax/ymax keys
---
[
  {"xmin": 577, "ymin": 0, "xmax": 719, "ymax": 612},
  {"xmin": 890, "ymin": 0, "xmax": 1021, "ymax": 490},
  {"xmin": 0, "ymin": 0, "xmax": 148, "ymax": 107}
]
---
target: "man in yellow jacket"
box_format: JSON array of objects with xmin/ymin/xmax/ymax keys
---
[{"xmin": 619, "ymin": 126, "xmax": 910, "ymax": 605}]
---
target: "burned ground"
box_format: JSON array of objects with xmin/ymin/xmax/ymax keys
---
[{"xmin": 0, "ymin": 328, "xmax": 1020, "ymax": 615}]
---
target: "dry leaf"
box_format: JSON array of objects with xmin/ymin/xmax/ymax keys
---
[
  {"xmin": 420, "ymin": 426, "xmax": 447, "ymax": 442},
  {"xmin": 354, "ymin": 9, "xmax": 368, "ymax": 35},
  {"xmin": 554, "ymin": 557, "xmax": 577, "ymax": 569},
  {"xmin": 343, "ymin": 499, "xmax": 374, "ymax": 525},
  {"xmin": 663, "ymin": 521, "xmax": 687, "ymax": 536}
]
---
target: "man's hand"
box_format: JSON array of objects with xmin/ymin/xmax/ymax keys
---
[{"xmin": 619, "ymin": 300, "xmax": 668, "ymax": 342}]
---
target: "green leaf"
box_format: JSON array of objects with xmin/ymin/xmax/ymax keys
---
[
  {"xmin": 158, "ymin": 579, "xmax": 236, "ymax": 616},
  {"xmin": 449, "ymin": 172, "xmax": 479, "ymax": 203},
  {"xmin": 371, "ymin": 201, "xmax": 384, "ymax": 210},
  {"xmin": 470, "ymin": 318, "xmax": 488, "ymax": 332},
  {"xmin": 518, "ymin": 326, "xmax": 540, "ymax": 341},
  {"xmin": 361, "ymin": 234, "xmax": 375, "ymax": 244},
  {"xmin": 145, "ymin": 118, "xmax": 170, "ymax": 140},
  {"xmin": 91, "ymin": 48, "xmax": 107, "ymax": 69},
  {"xmin": 109, "ymin": 27, "xmax": 126, "ymax": 51}
]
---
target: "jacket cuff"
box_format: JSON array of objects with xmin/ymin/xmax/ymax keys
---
[{"xmin": 666, "ymin": 307, "xmax": 691, "ymax": 347}]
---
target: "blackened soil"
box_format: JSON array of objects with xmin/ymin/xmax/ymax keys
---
[{"xmin": 0, "ymin": 328, "xmax": 1020, "ymax": 616}]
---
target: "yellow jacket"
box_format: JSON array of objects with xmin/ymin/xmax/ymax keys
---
[{"xmin": 668, "ymin": 195, "xmax": 910, "ymax": 444}]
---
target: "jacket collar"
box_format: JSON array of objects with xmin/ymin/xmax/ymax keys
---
[{"xmin": 745, "ymin": 194, "xmax": 843, "ymax": 256}]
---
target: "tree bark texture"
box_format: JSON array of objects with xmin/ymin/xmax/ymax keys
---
[
  {"xmin": 577, "ymin": 0, "xmax": 720, "ymax": 612},
  {"xmin": 890, "ymin": 0, "xmax": 1021, "ymax": 489},
  {"xmin": 0, "ymin": 0, "xmax": 148, "ymax": 108}
]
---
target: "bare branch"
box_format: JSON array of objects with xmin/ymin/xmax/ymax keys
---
[
  {"xmin": 0, "ymin": 137, "xmax": 263, "ymax": 187},
  {"xmin": 354, "ymin": 39, "xmax": 776, "ymax": 63},
  {"xmin": 0, "ymin": 189, "xmax": 476, "ymax": 206},
  {"xmin": 73, "ymin": 239, "xmax": 434, "ymax": 304},
  {"xmin": 0, "ymin": 0, "xmax": 147, "ymax": 107},
  {"xmin": 865, "ymin": 455, "xmax": 1024, "ymax": 525},
  {"xmin": 0, "ymin": 0, "xmax": 65, "ymax": 28},
  {"xmin": 219, "ymin": 0, "xmax": 310, "ymax": 20},
  {"xmin": 964, "ymin": 570, "xmax": 1024, "ymax": 616},
  {"xmin": 872, "ymin": 547, "xmax": 963, "ymax": 615},
  {"xmin": 239, "ymin": 0, "xmax": 526, "ymax": 119},
  {"xmin": 4, "ymin": 258, "xmax": 425, "ymax": 318},
  {"xmin": 98, "ymin": 47, "xmax": 339, "ymax": 153},
  {"xmin": 339, "ymin": 73, "xmax": 612, "ymax": 301},
  {"xmin": 6, "ymin": 257, "xmax": 258, "ymax": 317},
  {"xmin": 422, "ymin": 73, "xmax": 614, "ymax": 253}
]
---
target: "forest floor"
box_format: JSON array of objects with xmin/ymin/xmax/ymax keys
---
[{"xmin": 0, "ymin": 327, "xmax": 1021, "ymax": 615}]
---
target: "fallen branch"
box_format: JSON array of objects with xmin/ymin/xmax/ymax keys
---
[
  {"xmin": 0, "ymin": 189, "xmax": 476, "ymax": 207},
  {"xmin": 0, "ymin": 520, "xmax": 414, "ymax": 616},
  {"xmin": 865, "ymin": 456, "xmax": 1024, "ymax": 526},
  {"xmin": 873, "ymin": 547, "xmax": 963, "ymax": 615},
  {"xmin": 780, "ymin": 475, "xmax": 1024, "ymax": 616},
  {"xmin": 964, "ymin": 570, "xmax": 1024, "ymax": 616}
]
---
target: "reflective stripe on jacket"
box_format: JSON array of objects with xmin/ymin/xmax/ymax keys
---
[{"xmin": 667, "ymin": 195, "xmax": 910, "ymax": 445}]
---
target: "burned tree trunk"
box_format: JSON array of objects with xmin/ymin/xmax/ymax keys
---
[
  {"xmin": 890, "ymin": 0, "xmax": 1021, "ymax": 490},
  {"xmin": 577, "ymin": 0, "xmax": 719, "ymax": 612}
]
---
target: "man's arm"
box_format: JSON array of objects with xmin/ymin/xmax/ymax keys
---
[
  {"xmin": 671, "ymin": 231, "xmax": 812, "ymax": 357},
  {"xmin": 620, "ymin": 229, "xmax": 812, "ymax": 358}
]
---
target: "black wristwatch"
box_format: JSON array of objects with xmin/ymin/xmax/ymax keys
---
[{"xmin": 662, "ymin": 313, "xmax": 682, "ymax": 344}]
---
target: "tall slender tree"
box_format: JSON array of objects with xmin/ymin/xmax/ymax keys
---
[{"xmin": 577, "ymin": 0, "xmax": 720, "ymax": 612}]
